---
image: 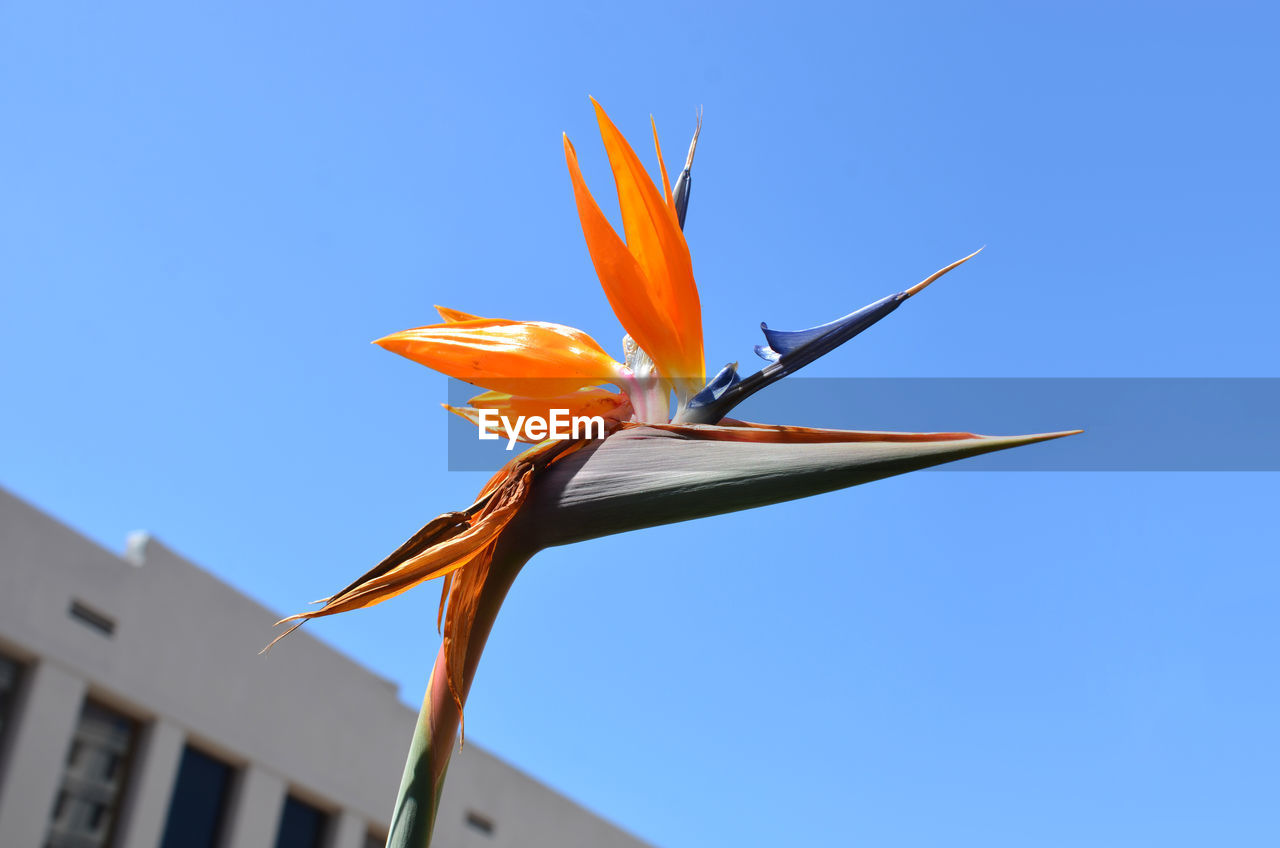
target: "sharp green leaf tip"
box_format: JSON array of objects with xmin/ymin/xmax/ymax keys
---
[{"xmin": 518, "ymin": 428, "xmax": 1082, "ymax": 548}]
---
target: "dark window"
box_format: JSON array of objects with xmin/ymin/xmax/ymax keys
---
[
  {"xmin": 68, "ymin": 600, "xmax": 116, "ymax": 637},
  {"xmin": 45, "ymin": 700, "xmax": 137, "ymax": 848},
  {"xmin": 0, "ymin": 653, "xmax": 23, "ymax": 775},
  {"xmin": 465, "ymin": 810, "xmax": 496, "ymax": 836},
  {"xmin": 274, "ymin": 794, "xmax": 329, "ymax": 848},
  {"xmin": 158, "ymin": 746, "xmax": 234, "ymax": 848}
]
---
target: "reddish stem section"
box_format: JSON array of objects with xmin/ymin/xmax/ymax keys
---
[{"xmin": 386, "ymin": 538, "xmax": 533, "ymax": 847}]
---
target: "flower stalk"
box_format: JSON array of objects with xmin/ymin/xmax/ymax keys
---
[{"xmin": 386, "ymin": 534, "xmax": 534, "ymax": 848}]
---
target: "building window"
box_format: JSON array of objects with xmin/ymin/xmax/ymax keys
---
[
  {"xmin": 465, "ymin": 809, "xmax": 496, "ymax": 836},
  {"xmin": 45, "ymin": 700, "xmax": 138, "ymax": 848},
  {"xmin": 0, "ymin": 653, "xmax": 23, "ymax": 789},
  {"xmin": 0, "ymin": 652, "xmax": 22, "ymax": 750},
  {"xmin": 274, "ymin": 794, "xmax": 329, "ymax": 848},
  {"xmin": 68, "ymin": 600, "xmax": 116, "ymax": 637},
  {"xmin": 158, "ymin": 745, "xmax": 234, "ymax": 848}
]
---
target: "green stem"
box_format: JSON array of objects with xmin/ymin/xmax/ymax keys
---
[{"xmin": 385, "ymin": 539, "xmax": 533, "ymax": 848}]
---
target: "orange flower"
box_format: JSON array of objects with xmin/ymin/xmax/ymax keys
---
[
  {"xmin": 273, "ymin": 101, "xmax": 709, "ymax": 692},
  {"xmin": 563, "ymin": 99, "xmax": 705, "ymax": 399},
  {"xmin": 375, "ymin": 318, "xmax": 626, "ymax": 398},
  {"xmin": 373, "ymin": 99, "xmax": 706, "ymax": 427},
  {"xmin": 271, "ymin": 100, "xmax": 1078, "ymax": 848}
]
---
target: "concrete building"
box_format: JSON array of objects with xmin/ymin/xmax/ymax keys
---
[{"xmin": 0, "ymin": 487, "xmax": 652, "ymax": 848}]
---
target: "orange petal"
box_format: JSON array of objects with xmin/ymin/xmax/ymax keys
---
[
  {"xmin": 439, "ymin": 540, "xmax": 494, "ymax": 739},
  {"xmin": 375, "ymin": 318, "xmax": 625, "ymax": 397},
  {"xmin": 268, "ymin": 435, "xmax": 591, "ymax": 736},
  {"xmin": 564, "ymin": 137, "xmax": 671, "ymax": 375},
  {"xmin": 447, "ymin": 387, "xmax": 628, "ymax": 444},
  {"xmin": 593, "ymin": 99, "xmax": 703, "ymax": 387},
  {"xmin": 468, "ymin": 387, "xmax": 627, "ymax": 418},
  {"xmin": 564, "ymin": 104, "xmax": 704, "ymax": 391},
  {"xmin": 436, "ymin": 305, "xmax": 484, "ymax": 323},
  {"xmin": 438, "ymin": 438, "xmax": 590, "ymax": 734},
  {"xmin": 651, "ymin": 116, "xmax": 676, "ymax": 210},
  {"xmin": 437, "ymin": 571, "xmax": 454, "ymax": 633},
  {"xmin": 270, "ymin": 438, "xmax": 584, "ymax": 634},
  {"xmin": 271, "ymin": 508, "xmax": 503, "ymax": 626}
]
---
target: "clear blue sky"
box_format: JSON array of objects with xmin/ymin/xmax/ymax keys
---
[{"xmin": 3, "ymin": 2, "xmax": 1277, "ymax": 846}]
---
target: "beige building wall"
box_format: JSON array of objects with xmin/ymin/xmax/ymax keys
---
[{"xmin": 0, "ymin": 486, "xmax": 652, "ymax": 848}]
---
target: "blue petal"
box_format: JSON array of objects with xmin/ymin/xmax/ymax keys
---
[
  {"xmin": 671, "ymin": 110, "xmax": 702, "ymax": 230},
  {"xmin": 687, "ymin": 362, "xmax": 741, "ymax": 409},
  {"xmin": 673, "ymin": 169, "xmax": 691, "ymax": 229},
  {"xmin": 677, "ymin": 250, "xmax": 982, "ymax": 426},
  {"xmin": 674, "ymin": 290, "xmax": 906, "ymax": 424},
  {"xmin": 759, "ymin": 292, "xmax": 903, "ymax": 359}
]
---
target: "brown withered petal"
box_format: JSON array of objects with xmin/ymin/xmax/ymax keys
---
[{"xmin": 270, "ymin": 437, "xmax": 592, "ymax": 730}]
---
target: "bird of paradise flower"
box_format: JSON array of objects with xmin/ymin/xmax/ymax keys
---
[{"xmin": 270, "ymin": 98, "xmax": 1078, "ymax": 848}]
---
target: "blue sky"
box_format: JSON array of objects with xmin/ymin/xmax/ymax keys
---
[{"xmin": 2, "ymin": 2, "xmax": 1277, "ymax": 846}]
